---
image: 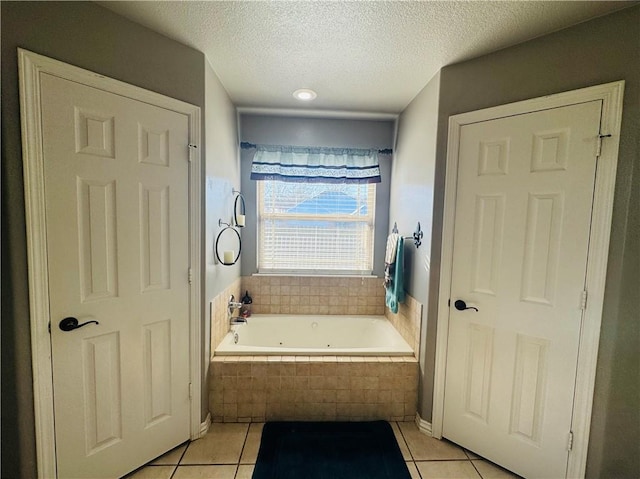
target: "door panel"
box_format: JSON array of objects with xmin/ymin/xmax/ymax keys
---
[
  {"xmin": 462, "ymin": 323, "xmax": 494, "ymax": 423},
  {"xmin": 443, "ymin": 101, "xmax": 602, "ymax": 478},
  {"xmin": 82, "ymin": 331, "xmax": 123, "ymax": 455},
  {"xmin": 41, "ymin": 73, "xmax": 191, "ymax": 479},
  {"xmin": 77, "ymin": 178, "xmax": 119, "ymax": 302}
]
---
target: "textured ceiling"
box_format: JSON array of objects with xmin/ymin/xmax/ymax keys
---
[{"xmin": 98, "ymin": 1, "xmax": 630, "ymax": 114}]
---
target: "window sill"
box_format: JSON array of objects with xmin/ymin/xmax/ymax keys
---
[{"xmin": 253, "ymin": 272, "xmax": 378, "ymax": 279}]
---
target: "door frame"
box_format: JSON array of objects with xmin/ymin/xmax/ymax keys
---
[
  {"xmin": 431, "ymin": 81, "xmax": 624, "ymax": 478},
  {"xmin": 18, "ymin": 48, "xmax": 203, "ymax": 479}
]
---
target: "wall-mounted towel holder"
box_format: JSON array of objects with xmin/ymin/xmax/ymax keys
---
[
  {"xmin": 392, "ymin": 221, "xmax": 423, "ymax": 248},
  {"xmin": 215, "ymin": 219, "xmax": 241, "ymax": 265}
]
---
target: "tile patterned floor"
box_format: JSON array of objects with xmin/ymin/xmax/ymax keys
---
[{"xmin": 124, "ymin": 421, "xmax": 521, "ymax": 479}]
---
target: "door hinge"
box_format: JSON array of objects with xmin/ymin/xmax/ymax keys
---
[
  {"xmin": 189, "ymin": 382, "xmax": 193, "ymax": 400},
  {"xmin": 596, "ymin": 134, "xmax": 611, "ymax": 158},
  {"xmin": 567, "ymin": 431, "xmax": 574, "ymax": 451},
  {"xmin": 188, "ymin": 267, "xmax": 193, "ymax": 285},
  {"xmin": 188, "ymin": 143, "xmax": 198, "ymax": 162},
  {"xmin": 580, "ymin": 290, "xmax": 588, "ymax": 311},
  {"xmin": 48, "ymin": 321, "xmax": 51, "ymax": 334}
]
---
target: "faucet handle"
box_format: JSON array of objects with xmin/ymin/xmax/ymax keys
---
[{"xmin": 227, "ymin": 295, "xmax": 243, "ymax": 315}]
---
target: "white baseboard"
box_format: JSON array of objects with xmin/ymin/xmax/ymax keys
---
[
  {"xmin": 415, "ymin": 413, "xmax": 432, "ymax": 436},
  {"xmin": 199, "ymin": 412, "xmax": 212, "ymax": 438}
]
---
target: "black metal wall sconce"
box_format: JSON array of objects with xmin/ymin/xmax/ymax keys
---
[
  {"xmin": 215, "ymin": 219, "xmax": 241, "ymax": 266},
  {"xmin": 215, "ymin": 188, "xmax": 247, "ymax": 266},
  {"xmin": 233, "ymin": 189, "xmax": 246, "ymax": 228}
]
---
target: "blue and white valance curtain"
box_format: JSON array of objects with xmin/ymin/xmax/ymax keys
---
[{"xmin": 248, "ymin": 144, "xmax": 382, "ymax": 184}]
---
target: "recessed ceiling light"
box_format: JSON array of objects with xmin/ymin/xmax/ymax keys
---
[{"xmin": 293, "ymin": 89, "xmax": 317, "ymax": 101}]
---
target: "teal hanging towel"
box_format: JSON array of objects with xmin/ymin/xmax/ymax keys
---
[{"xmin": 385, "ymin": 236, "xmax": 405, "ymax": 313}]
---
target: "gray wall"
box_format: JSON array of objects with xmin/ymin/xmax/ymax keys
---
[
  {"xmin": 204, "ymin": 63, "xmax": 241, "ymax": 302},
  {"xmin": 424, "ymin": 6, "xmax": 638, "ymax": 478},
  {"xmin": 239, "ymin": 114, "xmax": 396, "ymax": 277},
  {"xmin": 1, "ymin": 3, "xmax": 206, "ymax": 477},
  {"xmin": 203, "ymin": 60, "xmax": 240, "ymax": 417},
  {"xmin": 391, "ymin": 71, "xmax": 441, "ymax": 419}
]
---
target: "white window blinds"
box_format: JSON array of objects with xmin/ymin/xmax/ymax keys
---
[{"xmin": 257, "ymin": 180, "xmax": 376, "ymax": 273}]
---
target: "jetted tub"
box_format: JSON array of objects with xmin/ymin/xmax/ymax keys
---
[{"xmin": 214, "ymin": 314, "xmax": 414, "ymax": 356}]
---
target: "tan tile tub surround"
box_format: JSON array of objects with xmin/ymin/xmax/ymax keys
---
[
  {"xmin": 241, "ymin": 275, "xmax": 386, "ymax": 315},
  {"xmin": 385, "ymin": 293, "xmax": 422, "ymax": 355},
  {"xmin": 209, "ymin": 276, "xmax": 420, "ymax": 424},
  {"xmin": 239, "ymin": 275, "xmax": 421, "ymax": 352},
  {"xmin": 210, "ymin": 279, "xmax": 242, "ymax": 356},
  {"xmin": 209, "ymin": 355, "xmax": 418, "ymax": 423}
]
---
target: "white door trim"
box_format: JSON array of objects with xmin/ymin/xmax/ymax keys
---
[
  {"xmin": 431, "ymin": 81, "xmax": 624, "ymax": 479},
  {"xmin": 18, "ymin": 48, "xmax": 203, "ymax": 479}
]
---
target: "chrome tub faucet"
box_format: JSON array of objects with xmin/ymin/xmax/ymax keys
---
[
  {"xmin": 228, "ymin": 295, "xmax": 243, "ymax": 315},
  {"xmin": 228, "ymin": 295, "xmax": 246, "ymax": 329}
]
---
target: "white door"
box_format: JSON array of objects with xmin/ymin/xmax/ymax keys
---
[
  {"xmin": 41, "ymin": 73, "xmax": 191, "ymax": 479},
  {"xmin": 443, "ymin": 101, "xmax": 602, "ymax": 478}
]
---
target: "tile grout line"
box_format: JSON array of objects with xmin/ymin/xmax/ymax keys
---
[
  {"xmin": 176, "ymin": 441, "xmax": 190, "ymax": 466},
  {"xmin": 170, "ymin": 425, "xmax": 250, "ymax": 477},
  {"xmin": 396, "ymin": 421, "xmax": 484, "ymax": 478},
  {"xmin": 414, "ymin": 458, "xmax": 474, "ymax": 462},
  {"xmin": 470, "ymin": 458, "xmax": 483, "ymax": 479},
  {"xmin": 235, "ymin": 423, "xmax": 252, "ymax": 474},
  {"xmin": 172, "ymin": 437, "xmax": 195, "ymax": 477},
  {"xmin": 395, "ymin": 421, "xmax": 417, "ymax": 462},
  {"xmin": 235, "ymin": 422, "xmax": 256, "ymax": 479},
  {"xmin": 464, "ymin": 447, "xmax": 486, "ymax": 479},
  {"xmin": 167, "ymin": 440, "xmax": 190, "ymax": 479},
  {"xmin": 410, "ymin": 460, "xmax": 423, "ymax": 479},
  {"xmin": 394, "ymin": 421, "xmax": 424, "ymax": 479}
]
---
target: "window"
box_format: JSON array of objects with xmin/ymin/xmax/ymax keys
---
[{"xmin": 257, "ymin": 180, "xmax": 376, "ymax": 274}]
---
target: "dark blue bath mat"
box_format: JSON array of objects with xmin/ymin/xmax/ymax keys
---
[{"xmin": 252, "ymin": 421, "xmax": 411, "ymax": 479}]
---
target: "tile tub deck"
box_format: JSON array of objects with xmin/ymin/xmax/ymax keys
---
[{"xmin": 210, "ymin": 355, "xmax": 418, "ymax": 423}]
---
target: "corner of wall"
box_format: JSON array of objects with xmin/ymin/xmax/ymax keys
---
[
  {"xmin": 390, "ymin": 70, "xmax": 442, "ymax": 422},
  {"xmin": 204, "ymin": 58, "xmax": 242, "ymax": 302},
  {"xmin": 390, "ymin": 72, "xmax": 440, "ymax": 305},
  {"xmin": 203, "ymin": 57, "xmax": 241, "ymax": 421}
]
